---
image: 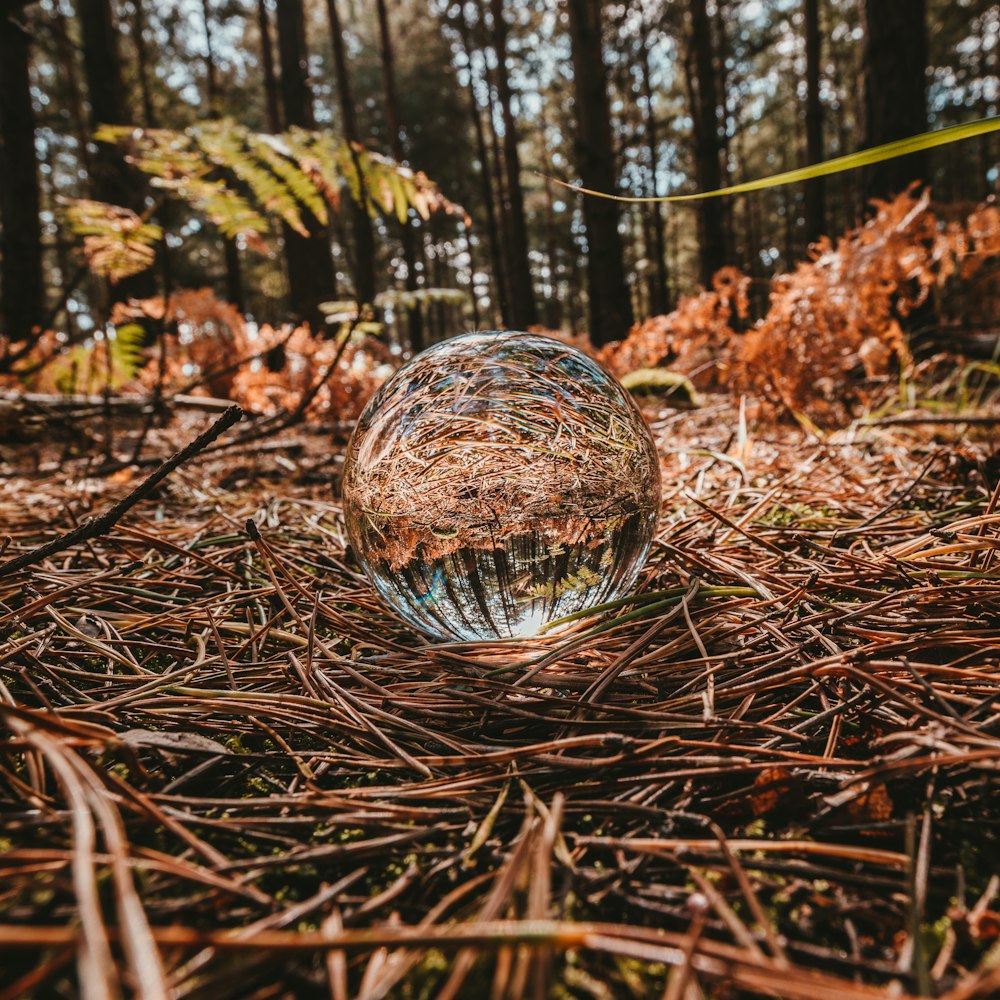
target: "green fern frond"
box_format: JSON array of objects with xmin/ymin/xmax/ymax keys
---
[
  {"xmin": 48, "ymin": 323, "xmax": 147, "ymax": 396},
  {"xmin": 110, "ymin": 323, "xmax": 146, "ymax": 383},
  {"xmin": 194, "ymin": 121, "xmax": 309, "ymax": 236},
  {"xmin": 78, "ymin": 120, "xmax": 465, "ymax": 283},
  {"xmin": 66, "ymin": 199, "xmax": 163, "ymax": 283},
  {"xmin": 283, "ymin": 129, "xmax": 343, "ymax": 213},
  {"xmin": 249, "ymin": 132, "xmax": 329, "ymax": 227}
]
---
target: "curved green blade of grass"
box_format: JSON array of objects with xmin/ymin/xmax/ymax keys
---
[{"xmin": 544, "ymin": 116, "xmax": 1000, "ymax": 204}]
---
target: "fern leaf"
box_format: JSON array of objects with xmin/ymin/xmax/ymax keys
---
[
  {"xmin": 66, "ymin": 200, "xmax": 163, "ymax": 283},
  {"xmin": 250, "ymin": 132, "xmax": 329, "ymax": 226},
  {"xmin": 83, "ymin": 120, "xmax": 467, "ymax": 283},
  {"xmin": 193, "ymin": 121, "xmax": 309, "ymax": 236},
  {"xmin": 109, "ymin": 323, "xmax": 146, "ymax": 385}
]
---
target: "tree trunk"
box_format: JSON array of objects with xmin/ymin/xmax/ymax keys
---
[
  {"xmin": 638, "ymin": 27, "xmax": 670, "ymax": 316},
  {"xmin": 52, "ymin": 8, "xmax": 92, "ymax": 176},
  {"xmin": 860, "ymin": 0, "xmax": 927, "ymax": 205},
  {"xmin": 714, "ymin": 1, "xmax": 735, "ymax": 264},
  {"xmin": 483, "ymin": 53, "xmax": 516, "ymax": 326},
  {"xmin": 131, "ymin": 0, "xmax": 156, "ymax": 126},
  {"xmin": 326, "ymin": 0, "xmax": 378, "ymax": 308},
  {"xmin": 200, "ymin": 0, "xmax": 245, "ymax": 313},
  {"xmin": 78, "ymin": 0, "xmax": 131, "ymax": 174},
  {"xmin": 274, "ymin": 0, "xmax": 338, "ymax": 332},
  {"xmin": 375, "ymin": 0, "xmax": 422, "ymax": 351},
  {"xmin": 686, "ymin": 0, "xmax": 726, "ymax": 287},
  {"xmin": 488, "ymin": 0, "xmax": 537, "ymax": 328},
  {"xmin": 538, "ymin": 108, "xmax": 563, "ymax": 330},
  {"xmin": 78, "ymin": 0, "xmax": 156, "ymax": 307},
  {"xmin": 566, "ymin": 0, "xmax": 633, "ymax": 345},
  {"xmin": 256, "ymin": 0, "xmax": 281, "ymax": 132},
  {"xmin": 803, "ymin": 0, "xmax": 825, "ymax": 244},
  {"xmin": 201, "ymin": 0, "xmax": 219, "ymax": 115},
  {"xmin": 0, "ymin": 1, "xmax": 44, "ymax": 347},
  {"xmin": 456, "ymin": 7, "xmax": 509, "ymax": 328}
]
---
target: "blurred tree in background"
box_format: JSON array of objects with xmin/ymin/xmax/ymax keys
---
[{"xmin": 0, "ymin": 0, "xmax": 996, "ymax": 361}]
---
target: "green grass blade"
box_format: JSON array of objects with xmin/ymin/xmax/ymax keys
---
[{"xmin": 546, "ymin": 116, "xmax": 1000, "ymax": 204}]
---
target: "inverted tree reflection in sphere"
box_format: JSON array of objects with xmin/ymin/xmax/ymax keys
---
[{"xmin": 342, "ymin": 331, "xmax": 661, "ymax": 641}]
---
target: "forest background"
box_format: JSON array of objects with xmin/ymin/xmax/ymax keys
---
[
  {"xmin": 4, "ymin": 3, "xmax": 1000, "ymax": 999},
  {"xmin": 1, "ymin": 0, "xmax": 997, "ymax": 393}
]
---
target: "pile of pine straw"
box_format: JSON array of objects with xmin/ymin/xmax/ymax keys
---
[{"xmin": 2, "ymin": 397, "xmax": 1000, "ymax": 1000}]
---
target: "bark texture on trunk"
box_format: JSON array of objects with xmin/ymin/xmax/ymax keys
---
[
  {"xmin": 327, "ymin": 0, "xmax": 378, "ymax": 308},
  {"xmin": 639, "ymin": 28, "xmax": 670, "ymax": 316},
  {"xmin": 566, "ymin": 0, "xmax": 634, "ymax": 345},
  {"xmin": 275, "ymin": 0, "xmax": 338, "ymax": 332},
  {"xmin": 0, "ymin": 1, "xmax": 44, "ymax": 346},
  {"xmin": 457, "ymin": 7, "xmax": 509, "ymax": 327},
  {"xmin": 489, "ymin": 0, "xmax": 537, "ymax": 328},
  {"xmin": 860, "ymin": 0, "xmax": 928, "ymax": 205},
  {"xmin": 78, "ymin": 0, "xmax": 155, "ymax": 304},
  {"xmin": 256, "ymin": 0, "xmax": 282, "ymax": 132},
  {"xmin": 376, "ymin": 0, "xmax": 423, "ymax": 352},
  {"xmin": 803, "ymin": 0, "xmax": 825, "ymax": 244},
  {"xmin": 687, "ymin": 0, "xmax": 726, "ymax": 287}
]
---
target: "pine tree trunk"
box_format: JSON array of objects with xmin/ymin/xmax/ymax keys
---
[
  {"xmin": 130, "ymin": 0, "xmax": 182, "ymax": 325},
  {"xmin": 326, "ymin": 0, "xmax": 378, "ymax": 309},
  {"xmin": 52, "ymin": 8, "xmax": 92, "ymax": 176},
  {"xmin": 538, "ymin": 108, "xmax": 563, "ymax": 330},
  {"xmin": 131, "ymin": 0, "xmax": 156, "ymax": 127},
  {"xmin": 860, "ymin": 0, "xmax": 927, "ymax": 205},
  {"xmin": 566, "ymin": 0, "xmax": 633, "ymax": 345},
  {"xmin": 201, "ymin": 0, "xmax": 219, "ymax": 114},
  {"xmin": 488, "ymin": 0, "xmax": 537, "ymax": 328},
  {"xmin": 638, "ymin": 28, "xmax": 670, "ymax": 316},
  {"xmin": 78, "ymin": 0, "xmax": 132, "ymax": 186},
  {"xmin": 0, "ymin": 1, "xmax": 44, "ymax": 348},
  {"xmin": 375, "ymin": 0, "xmax": 422, "ymax": 352},
  {"xmin": 483, "ymin": 54, "xmax": 516, "ymax": 326},
  {"xmin": 200, "ymin": 0, "xmax": 245, "ymax": 314},
  {"xmin": 78, "ymin": 0, "xmax": 156, "ymax": 305},
  {"xmin": 687, "ymin": 0, "xmax": 726, "ymax": 287},
  {"xmin": 714, "ymin": 3, "xmax": 735, "ymax": 264},
  {"xmin": 274, "ymin": 0, "xmax": 338, "ymax": 332},
  {"xmin": 803, "ymin": 0, "xmax": 825, "ymax": 243},
  {"xmin": 456, "ymin": 7, "xmax": 509, "ymax": 328},
  {"xmin": 256, "ymin": 0, "xmax": 281, "ymax": 132}
]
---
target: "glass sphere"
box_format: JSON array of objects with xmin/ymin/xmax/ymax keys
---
[{"xmin": 342, "ymin": 331, "xmax": 661, "ymax": 641}]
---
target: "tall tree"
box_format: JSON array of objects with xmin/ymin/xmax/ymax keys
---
[
  {"xmin": 638, "ymin": 24, "xmax": 670, "ymax": 316},
  {"xmin": 326, "ymin": 0, "xmax": 377, "ymax": 307},
  {"xmin": 200, "ymin": 0, "xmax": 245, "ymax": 313},
  {"xmin": 488, "ymin": 0, "xmax": 537, "ymax": 328},
  {"xmin": 0, "ymin": 0, "xmax": 44, "ymax": 347},
  {"xmin": 256, "ymin": 0, "xmax": 281, "ymax": 133},
  {"xmin": 78, "ymin": 0, "xmax": 155, "ymax": 305},
  {"xmin": 375, "ymin": 0, "xmax": 423, "ymax": 351},
  {"xmin": 860, "ymin": 0, "xmax": 928, "ymax": 205},
  {"xmin": 686, "ymin": 0, "xmax": 726, "ymax": 286},
  {"xmin": 455, "ymin": 6, "xmax": 509, "ymax": 327},
  {"xmin": 78, "ymin": 0, "xmax": 131, "ymax": 200},
  {"xmin": 130, "ymin": 0, "xmax": 156, "ymax": 127},
  {"xmin": 566, "ymin": 0, "xmax": 633, "ymax": 344},
  {"xmin": 802, "ymin": 0, "xmax": 825, "ymax": 243},
  {"xmin": 275, "ymin": 0, "xmax": 338, "ymax": 331},
  {"xmin": 52, "ymin": 7, "xmax": 91, "ymax": 176}
]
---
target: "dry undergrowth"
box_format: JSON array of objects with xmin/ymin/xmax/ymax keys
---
[
  {"xmin": 600, "ymin": 190, "xmax": 1000, "ymax": 425},
  {"xmin": 1, "ymin": 401, "xmax": 1000, "ymax": 999}
]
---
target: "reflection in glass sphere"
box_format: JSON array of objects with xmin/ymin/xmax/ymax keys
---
[{"xmin": 342, "ymin": 331, "xmax": 661, "ymax": 641}]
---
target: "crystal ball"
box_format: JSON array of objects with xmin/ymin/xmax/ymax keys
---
[{"xmin": 342, "ymin": 331, "xmax": 661, "ymax": 641}]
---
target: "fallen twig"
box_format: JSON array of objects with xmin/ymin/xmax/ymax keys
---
[{"xmin": 0, "ymin": 405, "xmax": 243, "ymax": 578}]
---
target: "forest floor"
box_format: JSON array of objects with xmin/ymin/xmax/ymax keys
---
[{"xmin": 2, "ymin": 396, "xmax": 1000, "ymax": 999}]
